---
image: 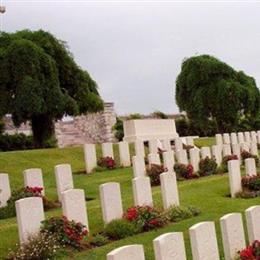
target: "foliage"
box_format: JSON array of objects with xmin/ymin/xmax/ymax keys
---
[
  {"xmin": 41, "ymin": 216, "xmax": 88, "ymax": 249},
  {"xmin": 113, "ymin": 117, "xmax": 124, "ymax": 141},
  {"xmin": 176, "ymin": 55, "xmax": 260, "ymax": 133},
  {"xmin": 238, "ymin": 240, "xmax": 260, "ymax": 260},
  {"xmin": 128, "ymin": 113, "xmax": 142, "ymax": 119},
  {"xmin": 146, "ymin": 164, "xmax": 167, "ymax": 186},
  {"xmin": 241, "ymin": 150, "xmax": 259, "ymax": 165},
  {"xmin": 174, "ymin": 163, "xmax": 197, "ymax": 179},
  {"xmin": 242, "ymin": 174, "xmax": 260, "ymax": 191},
  {"xmin": 221, "ymin": 154, "xmax": 239, "ymax": 172},
  {"xmin": 165, "ymin": 205, "xmax": 201, "ymax": 222},
  {"xmin": 152, "ymin": 111, "xmax": 168, "ymax": 119},
  {"xmin": 104, "ymin": 219, "xmax": 139, "ymax": 240},
  {"xmin": 124, "ymin": 206, "xmax": 167, "ymax": 231},
  {"xmin": 6, "ymin": 231, "xmax": 60, "ymax": 260},
  {"xmin": 97, "ymin": 156, "xmax": 116, "ymax": 170},
  {"xmin": 198, "ymin": 157, "xmax": 218, "ymax": 176},
  {"xmin": 0, "ymin": 133, "xmax": 34, "ymax": 151},
  {"xmin": 0, "ymin": 30, "xmax": 103, "ymax": 147},
  {"xmin": 90, "ymin": 234, "xmax": 109, "ymax": 247}
]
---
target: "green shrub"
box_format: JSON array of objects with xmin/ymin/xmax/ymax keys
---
[
  {"xmin": 6, "ymin": 231, "xmax": 60, "ymax": 260},
  {"xmin": 174, "ymin": 163, "xmax": 197, "ymax": 179},
  {"xmin": 146, "ymin": 164, "xmax": 167, "ymax": 186},
  {"xmin": 113, "ymin": 117, "xmax": 124, "ymax": 141},
  {"xmin": 165, "ymin": 205, "xmax": 201, "ymax": 222},
  {"xmin": 104, "ymin": 219, "xmax": 139, "ymax": 240},
  {"xmin": 152, "ymin": 111, "xmax": 168, "ymax": 119},
  {"xmin": 90, "ymin": 233, "xmax": 109, "ymax": 247},
  {"xmin": 198, "ymin": 157, "xmax": 217, "ymax": 176}
]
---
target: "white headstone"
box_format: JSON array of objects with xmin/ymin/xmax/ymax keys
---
[
  {"xmin": 162, "ymin": 139, "xmax": 172, "ymax": 151},
  {"xmin": 23, "ymin": 168, "xmax": 45, "ymax": 195},
  {"xmin": 61, "ymin": 189, "xmax": 89, "ymax": 230},
  {"xmin": 149, "ymin": 139, "xmax": 158, "ymax": 154},
  {"xmin": 244, "ymin": 131, "xmax": 251, "ymax": 143},
  {"xmin": 240, "ymin": 142, "xmax": 249, "ymax": 152},
  {"xmin": 148, "ymin": 153, "xmax": 161, "ymax": 165},
  {"xmin": 222, "ymin": 144, "xmax": 232, "ymax": 157},
  {"xmin": 107, "ymin": 245, "xmax": 145, "ymax": 260},
  {"xmin": 223, "ymin": 133, "xmax": 231, "ymax": 144},
  {"xmin": 250, "ymin": 131, "xmax": 257, "ymax": 143},
  {"xmin": 211, "ymin": 145, "xmax": 222, "ymax": 166},
  {"xmin": 220, "ymin": 213, "xmax": 246, "ymax": 260},
  {"xmin": 15, "ymin": 197, "xmax": 44, "ymax": 244},
  {"xmin": 245, "ymin": 158, "xmax": 257, "ymax": 176},
  {"xmin": 250, "ymin": 142, "xmax": 258, "ymax": 156},
  {"xmin": 55, "ymin": 164, "xmax": 74, "ymax": 202},
  {"xmin": 257, "ymin": 130, "xmax": 260, "ymax": 144},
  {"xmin": 190, "ymin": 148, "xmax": 200, "ymax": 172},
  {"xmin": 153, "ymin": 232, "xmax": 186, "ymax": 260},
  {"xmin": 238, "ymin": 132, "xmax": 244, "ymax": 143},
  {"xmin": 102, "ymin": 142, "xmax": 114, "ymax": 159},
  {"xmin": 215, "ymin": 134, "xmax": 223, "ymax": 146},
  {"xmin": 201, "ymin": 147, "xmax": 211, "ymax": 159},
  {"xmin": 132, "ymin": 156, "xmax": 146, "ymax": 178},
  {"xmin": 176, "ymin": 150, "xmax": 188, "ymax": 165},
  {"xmin": 231, "ymin": 143, "xmax": 241, "ymax": 162},
  {"xmin": 132, "ymin": 177, "xmax": 153, "ymax": 206},
  {"xmin": 245, "ymin": 205, "xmax": 260, "ymax": 243},
  {"xmin": 175, "ymin": 138, "xmax": 183, "ymax": 151},
  {"xmin": 189, "ymin": 221, "xmax": 220, "ymax": 260},
  {"xmin": 134, "ymin": 140, "xmax": 145, "ymax": 157},
  {"xmin": 162, "ymin": 151, "xmax": 175, "ymax": 172},
  {"xmin": 230, "ymin": 132, "xmax": 238, "ymax": 144},
  {"xmin": 228, "ymin": 160, "xmax": 242, "ymax": 198},
  {"xmin": 186, "ymin": 137, "xmax": 194, "ymax": 146},
  {"xmin": 100, "ymin": 182, "xmax": 123, "ymax": 224},
  {"xmin": 160, "ymin": 172, "xmax": 179, "ymax": 209},
  {"xmin": 0, "ymin": 173, "xmax": 11, "ymax": 208},
  {"xmin": 84, "ymin": 143, "xmax": 97, "ymax": 173},
  {"xmin": 119, "ymin": 141, "xmax": 131, "ymax": 167}
]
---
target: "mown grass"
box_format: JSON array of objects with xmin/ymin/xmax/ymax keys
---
[{"xmin": 0, "ymin": 139, "xmax": 259, "ymax": 260}]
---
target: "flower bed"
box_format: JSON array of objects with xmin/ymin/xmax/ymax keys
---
[
  {"xmin": 146, "ymin": 164, "xmax": 167, "ymax": 186},
  {"xmin": 238, "ymin": 240, "xmax": 260, "ymax": 260},
  {"xmin": 241, "ymin": 150, "xmax": 259, "ymax": 166},
  {"xmin": 221, "ymin": 154, "xmax": 239, "ymax": 172},
  {"xmin": 236, "ymin": 174, "xmax": 260, "ymax": 198},
  {"xmin": 174, "ymin": 163, "xmax": 198, "ymax": 180},
  {"xmin": 97, "ymin": 156, "xmax": 116, "ymax": 170},
  {"xmin": 198, "ymin": 157, "xmax": 218, "ymax": 176}
]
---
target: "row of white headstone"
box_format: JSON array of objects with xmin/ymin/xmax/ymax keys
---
[
  {"xmin": 215, "ymin": 130, "xmax": 260, "ymax": 145},
  {"xmin": 106, "ymin": 205, "xmax": 260, "ymax": 260}
]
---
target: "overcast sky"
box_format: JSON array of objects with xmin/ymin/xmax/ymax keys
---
[{"xmin": 1, "ymin": 0, "xmax": 260, "ymax": 115}]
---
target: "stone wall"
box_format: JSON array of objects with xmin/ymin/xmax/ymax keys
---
[{"xmin": 3, "ymin": 103, "xmax": 117, "ymax": 148}]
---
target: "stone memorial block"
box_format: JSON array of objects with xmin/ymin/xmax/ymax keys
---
[
  {"xmin": 257, "ymin": 130, "xmax": 260, "ymax": 144},
  {"xmin": 160, "ymin": 172, "xmax": 179, "ymax": 209},
  {"xmin": 250, "ymin": 142, "xmax": 258, "ymax": 156},
  {"xmin": 61, "ymin": 189, "xmax": 89, "ymax": 229},
  {"xmin": 215, "ymin": 134, "xmax": 223, "ymax": 146},
  {"xmin": 189, "ymin": 221, "xmax": 220, "ymax": 260},
  {"xmin": 153, "ymin": 232, "xmax": 186, "ymax": 260},
  {"xmin": 186, "ymin": 136, "xmax": 194, "ymax": 146},
  {"xmin": 148, "ymin": 153, "xmax": 161, "ymax": 165},
  {"xmin": 55, "ymin": 164, "xmax": 74, "ymax": 202},
  {"xmin": 238, "ymin": 132, "xmax": 245, "ymax": 143},
  {"xmin": 223, "ymin": 133, "xmax": 231, "ymax": 144},
  {"xmin": 0, "ymin": 173, "xmax": 11, "ymax": 208},
  {"xmin": 162, "ymin": 151, "xmax": 175, "ymax": 172},
  {"xmin": 220, "ymin": 213, "xmax": 246, "ymax": 260},
  {"xmin": 107, "ymin": 245, "xmax": 145, "ymax": 260},
  {"xmin": 149, "ymin": 139, "xmax": 158, "ymax": 154},
  {"xmin": 15, "ymin": 197, "xmax": 44, "ymax": 244},
  {"xmin": 245, "ymin": 158, "xmax": 257, "ymax": 176},
  {"xmin": 250, "ymin": 131, "xmax": 257, "ymax": 143},
  {"xmin": 244, "ymin": 131, "xmax": 251, "ymax": 143},
  {"xmin": 175, "ymin": 138, "xmax": 183, "ymax": 151},
  {"xmin": 240, "ymin": 142, "xmax": 249, "ymax": 152},
  {"xmin": 201, "ymin": 146, "xmax": 211, "ymax": 159},
  {"xmin": 232, "ymin": 143, "xmax": 241, "ymax": 162},
  {"xmin": 245, "ymin": 205, "xmax": 260, "ymax": 243},
  {"xmin": 119, "ymin": 141, "xmax": 131, "ymax": 167},
  {"xmin": 222, "ymin": 144, "xmax": 232, "ymax": 157},
  {"xmin": 23, "ymin": 168, "xmax": 45, "ymax": 195},
  {"xmin": 176, "ymin": 150, "xmax": 188, "ymax": 165},
  {"xmin": 134, "ymin": 140, "xmax": 145, "ymax": 157},
  {"xmin": 228, "ymin": 160, "xmax": 242, "ymax": 198},
  {"xmin": 230, "ymin": 132, "xmax": 238, "ymax": 144},
  {"xmin": 100, "ymin": 182, "xmax": 123, "ymax": 224},
  {"xmin": 132, "ymin": 156, "xmax": 146, "ymax": 177},
  {"xmin": 102, "ymin": 142, "xmax": 114, "ymax": 159},
  {"xmin": 211, "ymin": 145, "xmax": 222, "ymax": 166},
  {"xmin": 84, "ymin": 143, "xmax": 97, "ymax": 173},
  {"xmin": 190, "ymin": 148, "xmax": 200, "ymax": 172},
  {"xmin": 132, "ymin": 177, "xmax": 153, "ymax": 206},
  {"xmin": 162, "ymin": 139, "xmax": 172, "ymax": 151}
]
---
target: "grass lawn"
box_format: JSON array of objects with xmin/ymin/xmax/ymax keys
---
[{"xmin": 0, "ymin": 139, "xmax": 259, "ymax": 259}]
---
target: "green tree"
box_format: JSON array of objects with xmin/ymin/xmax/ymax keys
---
[
  {"xmin": 176, "ymin": 55, "xmax": 260, "ymax": 132},
  {"xmin": 0, "ymin": 30, "xmax": 103, "ymax": 147}
]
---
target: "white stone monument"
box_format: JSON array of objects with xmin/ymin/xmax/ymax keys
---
[
  {"xmin": 228, "ymin": 160, "xmax": 242, "ymax": 198},
  {"xmin": 107, "ymin": 245, "xmax": 145, "ymax": 260},
  {"xmin": 132, "ymin": 177, "xmax": 153, "ymax": 206},
  {"xmin": 245, "ymin": 158, "xmax": 257, "ymax": 176},
  {"xmin": 215, "ymin": 134, "xmax": 223, "ymax": 146},
  {"xmin": 148, "ymin": 153, "xmax": 161, "ymax": 165},
  {"xmin": 0, "ymin": 173, "xmax": 11, "ymax": 208},
  {"xmin": 176, "ymin": 150, "xmax": 188, "ymax": 165},
  {"xmin": 245, "ymin": 205, "xmax": 260, "ymax": 243},
  {"xmin": 162, "ymin": 151, "xmax": 175, "ymax": 172},
  {"xmin": 119, "ymin": 141, "xmax": 131, "ymax": 167},
  {"xmin": 190, "ymin": 148, "xmax": 200, "ymax": 172},
  {"xmin": 84, "ymin": 143, "xmax": 97, "ymax": 173},
  {"xmin": 101, "ymin": 142, "xmax": 114, "ymax": 159},
  {"xmin": 175, "ymin": 138, "xmax": 183, "ymax": 152},
  {"xmin": 250, "ymin": 142, "xmax": 258, "ymax": 156},
  {"xmin": 162, "ymin": 139, "xmax": 172, "ymax": 151},
  {"xmin": 134, "ymin": 140, "xmax": 145, "ymax": 157},
  {"xmin": 132, "ymin": 156, "xmax": 146, "ymax": 178},
  {"xmin": 211, "ymin": 145, "xmax": 222, "ymax": 166},
  {"xmin": 230, "ymin": 132, "xmax": 238, "ymax": 144},
  {"xmin": 149, "ymin": 139, "xmax": 158, "ymax": 154},
  {"xmin": 222, "ymin": 144, "xmax": 232, "ymax": 157},
  {"xmin": 223, "ymin": 133, "xmax": 231, "ymax": 144},
  {"xmin": 238, "ymin": 132, "xmax": 244, "ymax": 143},
  {"xmin": 201, "ymin": 147, "xmax": 211, "ymax": 159},
  {"xmin": 244, "ymin": 131, "xmax": 251, "ymax": 143},
  {"xmin": 23, "ymin": 168, "xmax": 45, "ymax": 195}
]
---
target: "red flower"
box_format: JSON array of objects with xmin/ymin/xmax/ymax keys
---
[
  {"xmin": 149, "ymin": 219, "xmax": 159, "ymax": 226},
  {"xmin": 240, "ymin": 246, "xmax": 254, "ymax": 260}
]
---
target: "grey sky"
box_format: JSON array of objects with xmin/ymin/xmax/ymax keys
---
[{"xmin": 1, "ymin": 0, "xmax": 260, "ymax": 115}]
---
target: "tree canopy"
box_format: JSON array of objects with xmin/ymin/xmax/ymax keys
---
[
  {"xmin": 0, "ymin": 30, "xmax": 103, "ymax": 146},
  {"xmin": 175, "ymin": 55, "xmax": 260, "ymax": 132}
]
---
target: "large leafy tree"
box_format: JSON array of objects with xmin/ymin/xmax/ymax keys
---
[
  {"xmin": 176, "ymin": 55, "xmax": 260, "ymax": 132},
  {"xmin": 0, "ymin": 30, "xmax": 103, "ymax": 147}
]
